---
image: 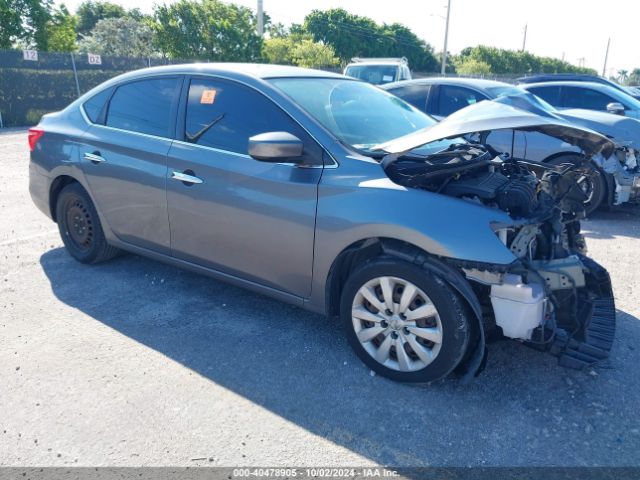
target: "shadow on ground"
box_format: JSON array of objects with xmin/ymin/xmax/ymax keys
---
[{"xmin": 39, "ymin": 248, "xmax": 640, "ymax": 467}]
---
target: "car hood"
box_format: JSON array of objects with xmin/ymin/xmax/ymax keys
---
[
  {"xmin": 556, "ymin": 108, "xmax": 640, "ymax": 149},
  {"xmin": 374, "ymin": 96, "xmax": 616, "ymax": 158}
]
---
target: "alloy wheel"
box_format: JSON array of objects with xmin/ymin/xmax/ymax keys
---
[{"xmin": 351, "ymin": 276, "xmax": 443, "ymax": 372}]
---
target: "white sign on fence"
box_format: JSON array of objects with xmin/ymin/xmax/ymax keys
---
[
  {"xmin": 88, "ymin": 53, "xmax": 102, "ymax": 65},
  {"xmin": 23, "ymin": 50, "xmax": 38, "ymax": 61}
]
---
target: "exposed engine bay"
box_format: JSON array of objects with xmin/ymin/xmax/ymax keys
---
[{"xmin": 382, "ymin": 142, "xmax": 616, "ymax": 370}]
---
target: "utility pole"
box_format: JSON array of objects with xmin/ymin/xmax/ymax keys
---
[
  {"xmin": 441, "ymin": 0, "xmax": 452, "ymax": 75},
  {"xmin": 602, "ymin": 37, "xmax": 610, "ymax": 77},
  {"xmin": 521, "ymin": 24, "xmax": 527, "ymax": 52},
  {"xmin": 257, "ymin": 0, "xmax": 264, "ymax": 36}
]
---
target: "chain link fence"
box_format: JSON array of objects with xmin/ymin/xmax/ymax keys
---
[
  {"xmin": 0, "ymin": 49, "xmax": 197, "ymax": 127},
  {"xmin": 0, "ymin": 48, "xmax": 525, "ymax": 128}
]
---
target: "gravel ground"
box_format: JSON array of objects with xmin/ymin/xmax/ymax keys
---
[{"xmin": 1, "ymin": 129, "xmax": 639, "ymax": 467}]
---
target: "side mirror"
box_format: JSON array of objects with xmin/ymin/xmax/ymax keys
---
[
  {"xmin": 248, "ymin": 132, "xmax": 303, "ymax": 162},
  {"xmin": 606, "ymin": 102, "xmax": 625, "ymax": 115}
]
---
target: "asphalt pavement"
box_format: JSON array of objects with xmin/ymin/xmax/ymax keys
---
[{"xmin": 1, "ymin": 129, "xmax": 639, "ymax": 467}]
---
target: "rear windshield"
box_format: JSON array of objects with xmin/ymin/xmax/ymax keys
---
[{"xmin": 344, "ymin": 65, "xmax": 399, "ymax": 85}]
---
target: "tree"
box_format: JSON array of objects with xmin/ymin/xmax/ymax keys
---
[
  {"xmin": 380, "ymin": 23, "xmax": 438, "ymax": 72},
  {"xmin": 303, "ymin": 9, "xmax": 437, "ymax": 71},
  {"xmin": 454, "ymin": 57, "xmax": 491, "ymax": 76},
  {"xmin": 263, "ymin": 36, "xmax": 292, "ymax": 64},
  {"xmin": 263, "ymin": 34, "xmax": 338, "ymax": 68},
  {"xmin": 628, "ymin": 68, "xmax": 640, "ymax": 86},
  {"xmin": 454, "ymin": 45, "xmax": 597, "ymax": 75},
  {"xmin": 304, "ymin": 8, "xmax": 380, "ymax": 62},
  {"xmin": 76, "ymin": 1, "xmax": 125, "ymax": 37},
  {"xmin": 78, "ymin": 17, "xmax": 154, "ymax": 57},
  {"xmin": 617, "ymin": 69, "xmax": 629, "ymax": 85},
  {"xmin": 152, "ymin": 0, "xmax": 262, "ymax": 61},
  {"xmin": 45, "ymin": 4, "xmax": 77, "ymax": 52},
  {"xmin": 0, "ymin": 0, "xmax": 54, "ymax": 49},
  {"xmin": 291, "ymin": 38, "xmax": 339, "ymax": 68}
]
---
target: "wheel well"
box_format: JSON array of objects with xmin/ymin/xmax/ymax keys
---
[
  {"xmin": 326, "ymin": 237, "xmax": 487, "ymax": 379},
  {"xmin": 541, "ymin": 152, "xmax": 609, "ymax": 204},
  {"xmin": 49, "ymin": 175, "xmax": 79, "ymax": 222},
  {"xmin": 325, "ymin": 237, "xmax": 445, "ymax": 317}
]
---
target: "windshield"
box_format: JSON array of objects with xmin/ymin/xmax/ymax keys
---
[
  {"xmin": 269, "ymin": 78, "xmax": 436, "ymax": 150},
  {"xmin": 344, "ymin": 65, "xmax": 399, "ymax": 85}
]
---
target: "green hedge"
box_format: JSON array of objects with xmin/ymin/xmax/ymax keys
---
[{"xmin": 0, "ymin": 68, "xmax": 127, "ymax": 127}]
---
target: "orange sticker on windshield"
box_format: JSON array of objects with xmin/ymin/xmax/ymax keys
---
[{"xmin": 200, "ymin": 89, "xmax": 217, "ymax": 104}]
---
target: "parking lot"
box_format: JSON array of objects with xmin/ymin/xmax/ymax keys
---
[{"xmin": 1, "ymin": 128, "xmax": 639, "ymax": 467}]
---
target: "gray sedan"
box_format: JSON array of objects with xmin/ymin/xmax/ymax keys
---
[
  {"xmin": 383, "ymin": 77, "xmax": 640, "ymax": 213},
  {"xmin": 29, "ymin": 64, "xmax": 616, "ymax": 382}
]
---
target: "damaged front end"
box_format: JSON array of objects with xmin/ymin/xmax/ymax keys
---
[
  {"xmin": 602, "ymin": 145, "xmax": 640, "ymax": 205},
  {"xmin": 375, "ymin": 98, "xmax": 617, "ymax": 372}
]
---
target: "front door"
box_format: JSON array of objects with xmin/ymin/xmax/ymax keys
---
[{"xmin": 166, "ymin": 77, "xmax": 324, "ymax": 298}]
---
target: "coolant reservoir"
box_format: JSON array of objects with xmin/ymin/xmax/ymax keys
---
[{"xmin": 490, "ymin": 274, "xmax": 546, "ymax": 340}]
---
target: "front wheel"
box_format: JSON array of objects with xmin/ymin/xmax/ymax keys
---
[
  {"xmin": 548, "ymin": 156, "xmax": 606, "ymax": 215},
  {"xmin": 340, "ymin": 257, "xmax": 471, "ymax": 383}
]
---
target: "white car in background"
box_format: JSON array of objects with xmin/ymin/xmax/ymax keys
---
[{"xmin": 343, "ymin": 57, "xmax": 411, "ymax": 85}]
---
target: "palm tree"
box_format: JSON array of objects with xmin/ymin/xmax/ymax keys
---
[{"xmin": 618, "ymin": 69, "xmax": 629, "ymax": 85}]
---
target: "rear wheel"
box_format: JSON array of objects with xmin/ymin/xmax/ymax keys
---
[
  {"xmin": 340, "ymin": 257, "xmax": 471, "ymax": 383},
  {"xmin": 55, "ymin": 183, "xmax": 121, "ymax": 264},
  {"xmin": 548, "ymin": 155, "xmax": 606, "ymax": 215}
]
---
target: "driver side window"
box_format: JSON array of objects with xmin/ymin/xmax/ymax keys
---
[
  {"xmin": 184, "ymin": 78, "xmax": 320, "ymax": 163},
  {"xmin": 563, "ymin": 87, "xmax": 618, "ymax": 111}
]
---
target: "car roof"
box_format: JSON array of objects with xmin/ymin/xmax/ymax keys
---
[
  {"xmin": 381, "ymin": 77, "xmax": 511, "ymax": 91},
  {"xmin": 521, "ymin": 81, "xmax": 614, "ymax": 90},
  {"xmin": 104, "ymin": 63, "xmax": 345, "ymax": 83},
  {"xmin": 346, "ymin": 61, "xmax": 403, "ymax": 66},
  {"xmin": 517, "ymin": 73, "xmax": 602, "ymax": 83}
]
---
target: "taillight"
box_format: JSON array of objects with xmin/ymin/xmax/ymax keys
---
[{"xmin": 28, "ymin": 127, "xmax": 44, "ymax": 152}]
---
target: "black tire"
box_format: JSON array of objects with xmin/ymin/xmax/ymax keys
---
[
  {"xmin": 548, "ymin": 155, "xmax": 606, "ymax": 216},
  {"xmin": 340, "ymin": 256, "xmax": 471, "ymax": 383},
  {"xmin": 55, "ymin": 182, "xmax": 121, "ymax": 264}
]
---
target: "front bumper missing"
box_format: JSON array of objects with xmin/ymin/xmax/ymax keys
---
[{"xmin": 548, "ymin": 256, "xmax": 616, "ymax": 369}]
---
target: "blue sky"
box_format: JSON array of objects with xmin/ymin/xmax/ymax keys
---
[{"xmin": 59, "ymin": 0, "xmax": 640, "ymax": 74}]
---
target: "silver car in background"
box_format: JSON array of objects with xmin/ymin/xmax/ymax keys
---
[
  {"xmin": 344, "ymin": 57, "xmax": 411, "ymax": 85},
  {"xmin": 29, "ymin": 64, "xmax": 616, "ymax": 383},
  {"xmin": 384, "ymin": 77, "xmax": 640, "ymax": 213}
]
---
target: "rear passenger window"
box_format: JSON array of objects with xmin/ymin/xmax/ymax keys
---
[
  {"xmin": 184, "ymin": 77, "xmax": 316, "ymax": 159},
  {"xmin": 388, "ymin": 84, "xmax": 430, "ymax": 112},
  {"xmin": 106, "ymin": 78, "xmax": 179, "ymax": 137},
  {"xmin": 528, "ymin": 86, "xmax": 561, "ymax": 106},
  {"xmin": 436, "ymin": 86, "xmax": 485, "ymax": 116},
  {"xmin": 83, "ymin": 88, "xmax": 112, "ymax": 124}
]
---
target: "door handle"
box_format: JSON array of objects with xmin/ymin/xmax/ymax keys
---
[
  {"xmin": 171, "ymin": 170, "xmax": 203, "ymax": 185},
  {"xmin": 84, "ymin": 151, "xmax": 106, "ymax": 163}
]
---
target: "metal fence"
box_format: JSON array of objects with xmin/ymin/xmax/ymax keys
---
[{"xmin": 0, "ymin": 48, "xmax": 524, "ymax": 128}]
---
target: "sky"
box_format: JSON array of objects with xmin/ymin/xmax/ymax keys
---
[{"xmin": 58, "ymin": 0, "xmax": 640, "ymax": 74}]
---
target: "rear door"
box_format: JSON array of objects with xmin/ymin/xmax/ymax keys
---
[
  {"xmin": 166, "ymin": 76, "xmax": 324, "ymax": 298},
  {"xmin": 80, "ymin": 76, "xmax": 181, "ymax": 254}
]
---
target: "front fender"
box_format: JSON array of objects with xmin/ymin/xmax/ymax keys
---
[{"xmin": 309, "ymin": 164, "xmax": 517, "ymax": 312}]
